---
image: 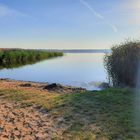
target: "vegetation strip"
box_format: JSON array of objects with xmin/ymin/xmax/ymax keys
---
[{"xmin": 0, "ymin": 49, "xmax": 63, "ymax": 68}]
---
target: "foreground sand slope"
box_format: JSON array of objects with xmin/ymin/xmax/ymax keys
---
[{"xmin": 0, "ymin": 99, "xmax": 60, "ymax": 140}]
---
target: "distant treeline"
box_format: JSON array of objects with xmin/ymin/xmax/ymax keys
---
[{"xmin": 0, "ymin": 49, "xmax": 63, "ymax": 68}]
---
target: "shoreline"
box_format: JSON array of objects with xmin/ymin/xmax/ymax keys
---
[
  {"xmin": 0, "ymin": 78, "xmax": 110, "ymax": 91},
  {"xmin": 0, "ymin": 78, "xmax": 87, "ymax": 94}
]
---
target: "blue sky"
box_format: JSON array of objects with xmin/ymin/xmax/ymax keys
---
[{"xmin": 0, "ymin": 0, "xmax": 140, "ymax": 49}]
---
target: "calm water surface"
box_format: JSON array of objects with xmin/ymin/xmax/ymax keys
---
[{"xmin": 0, "ymin": 53, "xmax": 107, "ymax": 90}]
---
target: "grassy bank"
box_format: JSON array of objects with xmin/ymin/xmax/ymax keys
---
[
  {"xmin": 0, "ymin": 49, "xmax": 63, "ymax": 68},
  {"xmin": 0, "ymin": 80, "xmax": 139, "ymax": 140}
]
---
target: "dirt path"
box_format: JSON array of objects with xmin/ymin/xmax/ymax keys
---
[{"xmin": 0, "ymin": 99, "xmax": 61, "ymax": 140}]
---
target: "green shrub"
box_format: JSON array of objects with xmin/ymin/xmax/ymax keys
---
[{"xmin": 104, "ymin": 40, "xmax": 140, "ymax": 87}]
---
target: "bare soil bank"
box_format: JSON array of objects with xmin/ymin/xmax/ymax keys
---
[{"xmin": 0, "ymin": 78, "xmax": 86, "ymax": 93}]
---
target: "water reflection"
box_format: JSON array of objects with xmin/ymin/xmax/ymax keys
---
[{"xmin": 0, "ymin": 53, "xmax": 107, "ymax": 90}]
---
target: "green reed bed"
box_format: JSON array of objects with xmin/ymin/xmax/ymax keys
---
[{"xmin": 0, "ymin": 49, "xmax": 63, "ymax": 68}]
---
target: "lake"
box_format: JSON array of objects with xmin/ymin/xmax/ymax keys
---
[{"xmin": 0, "ymin": 53, "xmax": 107, "ymax": 90}]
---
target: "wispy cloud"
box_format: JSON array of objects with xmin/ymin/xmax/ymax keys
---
[
  {"xmin": 79, "ymin": 0, "xmax": 104, "ymax": 20},
  {"xmin": 79, "ymin": 0, "xmax": 118, "ymax": 33},
  {"xmin": 0, "ymin": 4, "xmax": 28, "ymax": 18}
]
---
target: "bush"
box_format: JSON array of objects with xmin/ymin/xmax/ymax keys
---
[{"xmin": 104, "ymin": 40, "xmax": 140, "ymax": 87}]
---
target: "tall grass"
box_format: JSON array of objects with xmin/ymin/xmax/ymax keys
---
[
  {"xmin": 0, "ymin": 49, "xmax": 63, "ymax": 68},
  {"xmin": 104, "ymin": 40, "xmax": 140, "ymax": 87}
]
